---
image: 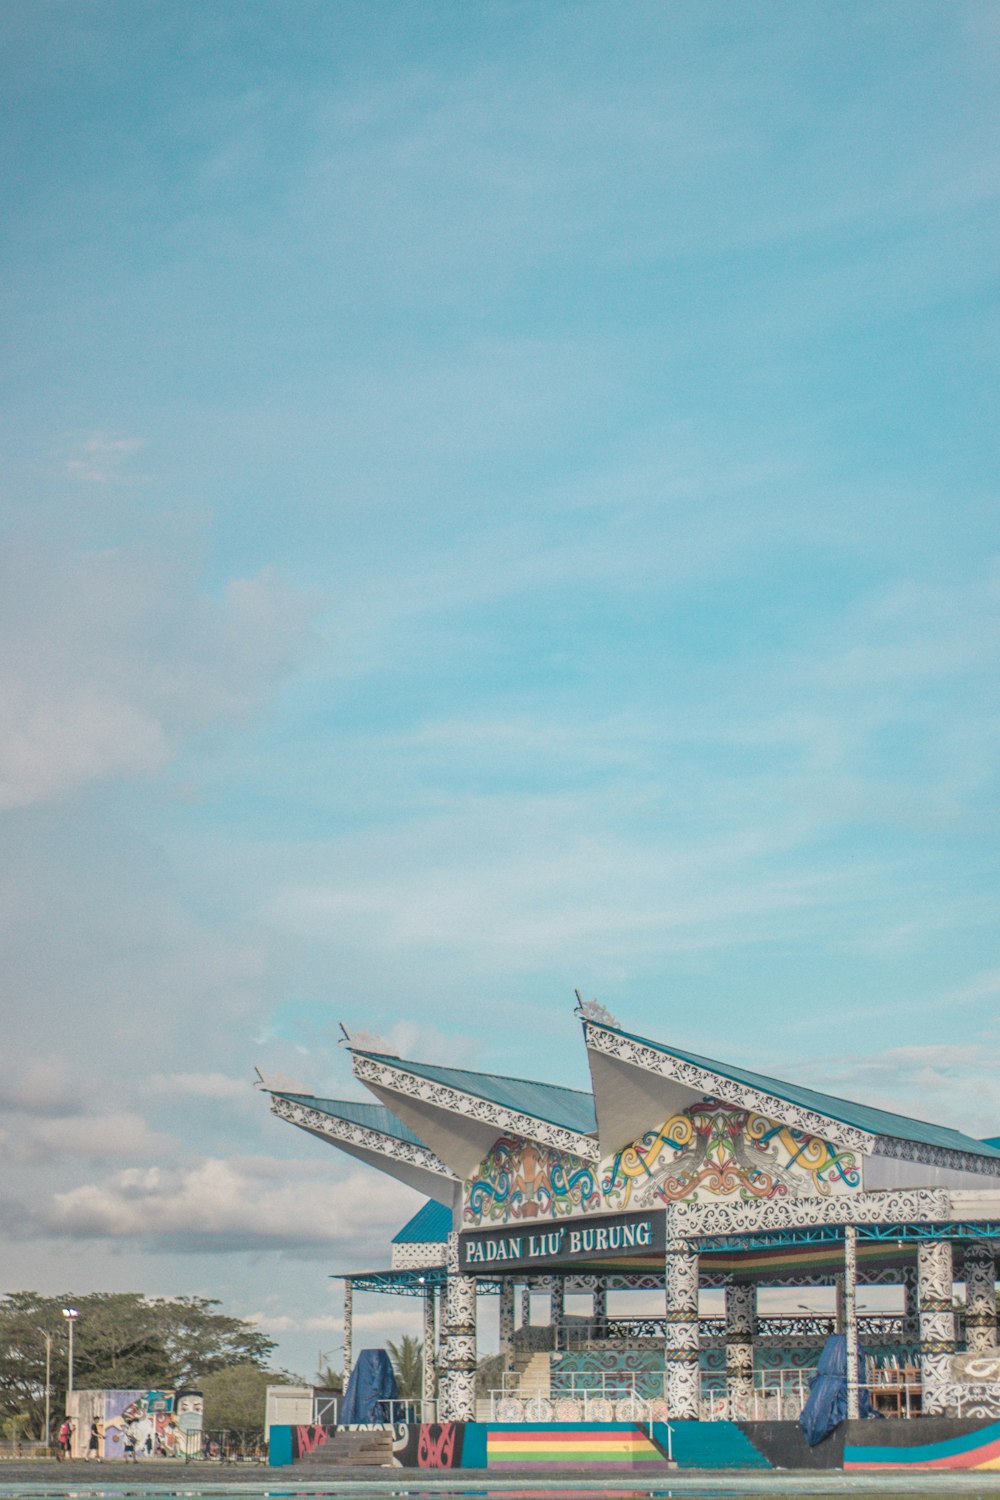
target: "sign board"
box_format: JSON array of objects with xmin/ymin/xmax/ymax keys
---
[{"xmin": 460, "ymin": 1208, "xmax": 666, "ymax": 1273}]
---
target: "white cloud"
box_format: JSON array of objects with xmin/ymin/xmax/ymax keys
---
[
  {"xmin": 0, "ymin": 534, "xmax": 320, "ymax": 810},
  {"xmin": 38, "ymin": 1159, "xmax": 421, "ymax": 1254},
  {"xmin": 0, "ymin": 1111, "xmax": 175, "ymax": 1166},
  {"xmin": 148, "ymin": 1072, "xmax": 252, "ymax": 1102},
  {"xmin": 0, "ymin": 1059, "xmax": 86, "ymax": 1117},
  {"xmin": 64, "ymin": 431, "xmax": 144, "ymax": 485},
  {"xmin": 0, "ymin": 1060, "xmax": 176, "ymax": 1165},
  {"xmin": 795, "ymin": 1035, "xmax": 1000, "ymax": 1137}
]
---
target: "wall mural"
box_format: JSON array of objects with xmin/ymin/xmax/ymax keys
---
[
  {"xmin": 464, "ymin": 1134, "xmax": 601, "ymax": 1225},
  {"xmin": 463, "ymin": 1102, "xmax": 860, "ymax": 1225},
  {"xmin": 603, "ymin": 1101, "xmax": 860, "ymax": 1209},
  {"xmin": 85, "ymin": 1389, "xmax": 203, "ymax": 1459}
]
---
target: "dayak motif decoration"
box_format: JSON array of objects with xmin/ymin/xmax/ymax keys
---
[
  {"xmin": 464, "ymin": 1134, "xmax": 601, "ymax": 1226},
  {"xmin": 603, "ymin": 1100, "xmax": 860, "ymax": 1209}
]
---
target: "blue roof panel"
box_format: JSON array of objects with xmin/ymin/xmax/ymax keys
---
[
  {"xmin": 601, "ymin": 1027, "xmax": 1000, "ymax": 1161},
  {"xmin": 393, "ymin": 1198, "xmax": 453, "ymax": 1244},
  {"xmin": 273, "ymin": 1093, "xmax": 426, "ymax": 1147},
  {"xmin": 355, "ymin": 1052, "xmax": 597, "ymax": 1136}
]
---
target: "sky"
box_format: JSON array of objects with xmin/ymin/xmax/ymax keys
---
[{"xmin": 1, "ymin": 0, "xmax": 999, "ymax": 1381}]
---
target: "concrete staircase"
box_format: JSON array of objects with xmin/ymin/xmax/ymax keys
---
[
  {"xmin": 516, "ymin": 1351, "xmax": 552, "ymax": 1400},
  {"xmin": 294, "ymin": 1429, "xmax": 394, "ymax": 1467},
  {"xmin": 654, "ymin": 1421, "xmax": 771, "ymax": 1469}
]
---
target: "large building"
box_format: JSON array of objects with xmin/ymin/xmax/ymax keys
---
[{"xmin": 266, "ymin": 1002, "xmax": 1000, "ymax": 1433}]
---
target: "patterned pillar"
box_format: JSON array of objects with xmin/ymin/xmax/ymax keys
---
[
  {"xmin": 919, "ymin": 1239, "xmax": 956, "ymax": 1416},
  {"xmin": 593, "ymin": 1279, "xmax": 608, "ymax": 1338},
  {"xmin": 964, "ymin": 1241, "xmax": 997, "ymax": 1353},
  {"xmin": 422, "ymin": 1284, "xmax": 436, "ymax": 1407},
  {"xmin": 901, "ymin": 1263, "xmax": 919, "ymax": 1342},
  {"xmin": 343, "ymin": 1279, "xmax": 353, "ymax": 1387},
  {"xmin": 499, "ymin": 1279, "xmax": 515, "ymax": 1364},
  {"xmin": 833, "ymin": 1273, "xmax": 845, "ymax": 1335},
  {"xmin": 443, "ymin": 1231, "xmax": 477, "ymax": 1421},
  {"xmin": 725, "ymin": 1282, "xmax": 755, "ymax": 1420},
  {"xmin": 521, "ymin": 1283, "xmax": 532, "ymax": 1331},
  {"xmin": 844, "ymin": 1227, "xmax": 859, "ymax": 1421},
  {"xmin": 550, "ymin": 1279, "xmax": 565, "ymax": 1351},
  {"xmin": 437, "ymin": 1284, "xmax": 448, "ymax": 1362},
  {"xmin": 665, "ymin": 1239, "xmax": 700, "ymax": 1419}
]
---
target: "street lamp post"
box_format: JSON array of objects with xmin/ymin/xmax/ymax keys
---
[
  {"xmin": 62, "ymin": 1309, "xmax": 79, "ymax": 1428},
  {"xmin": 41, "ymin": 1332, "xmax": 53, "ymax": 1447}
]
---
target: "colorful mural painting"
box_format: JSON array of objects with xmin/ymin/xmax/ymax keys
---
[
  {"xmin": 602, "ymin": 1101, "xmax": 860, "ymax": 1210},
  {"xmin": 289, "ymin": 1424, "xmax": 333, "ymax": 1460},
  {"xmin": 269, "ymin": 1419, "xmax": 1000, "ymax": 1474},
  {"xmin": 463, "ymin": 1101, "xmax": 860, "ymax": 1227},
  {"xmin": 393, "ymin": 1421, "xmax": 466, "ymax": 1467},
  {"xmin": 487, "ymin": 1423, "xmax": 666, "ymax": 1471},
  {"xmin": 68, "ymin": 1388, "xmax": 203, "ymax": 1459},
  {"xmin": 465, "ymin": 1135, "xmax": 601, "ymax": 1226},
  {"xmin": 844, "ymin": 1420, "xmax": 1000, "ymax": 1471}
]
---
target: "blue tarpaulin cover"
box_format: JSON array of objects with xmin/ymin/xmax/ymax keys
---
[
  {"xmin": 339, "ymin": 1349, "xmax": 400, "ymax": 1425},
  {"xmin": 800, "ymin": 1334, "xmax": 877, "ymax": 1446}
]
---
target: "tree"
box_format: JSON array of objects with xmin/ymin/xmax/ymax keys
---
[
  {"xmin": 0, "ymin": 1292, "xmax": 277, "ymax": 1440},
  {"xmin": 386, "ymin": 1336, "xmax": 423, "ymax": 1399},
  {"xmin": 200, "ymin": 1363, "xmax": 295, "ymax": 1442},
  {"xmin": 315, "ymin": 1364, "xmax": 343, "ymax": 1393}
]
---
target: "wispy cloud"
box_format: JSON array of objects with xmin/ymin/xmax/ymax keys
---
[
  {"xmin": 64, "ymin": 432, "xmax": 144, "ymax": 485},
  {"xmin": 148, "ymin": 1072, "xmax": 253, "ymax": 1102},
  {"xmin": 0, "ymin": 534, "xmax": 321, "ymax": 809},
  {"xmin": 31, "ymin": 1159, "xmax": 421, "ymax": 1256},
  {"xmin": 795, "ymin": 1033, "xmax": 1000, "ymax": 1137}
]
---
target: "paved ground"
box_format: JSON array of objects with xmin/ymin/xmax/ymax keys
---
[{"xmin": 0, "ymin": 1462, "xmax": 999, "ymax": 1493}]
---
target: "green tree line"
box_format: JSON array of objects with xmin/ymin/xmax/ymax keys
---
[{"xmin": 0, "ymin": 1292, "xmax": 280, "ymax": 1440}]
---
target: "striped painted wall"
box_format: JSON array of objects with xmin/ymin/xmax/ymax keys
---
[
  {"xmin": 487, "ymin": 1423, "xmax": 666, "ymax": 1470},
  {"xmin": 845, "ymin": 1421, "xmax": 1000, "ymax": 1471}
]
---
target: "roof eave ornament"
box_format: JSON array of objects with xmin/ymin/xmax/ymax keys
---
[
  {"xmin": 573, "ymin": 990, "xmax": 620, "ymax": 1029},
  {"xmin": 340, "ymin": 1021, "xmax": 398, "ymax": 1056}
]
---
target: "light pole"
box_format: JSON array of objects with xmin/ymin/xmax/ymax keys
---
[
  {"xmin": 40, "ymin": 1331, "xmax": 53, "ymax": 1447},
  {"xmin": 62, "ymin": 1308, "xmax": 79, "ymax": 1423}
]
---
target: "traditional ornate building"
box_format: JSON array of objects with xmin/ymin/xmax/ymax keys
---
[{"xmin": 266, "ymin": 1005, "xmax": 1000, "ymax": 1427}]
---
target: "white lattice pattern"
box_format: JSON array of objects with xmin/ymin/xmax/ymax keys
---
[{"xmin": 353, "ymin": 1052, "xmax": 598, "ymax": 1160}]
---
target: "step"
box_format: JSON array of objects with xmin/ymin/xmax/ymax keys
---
[
  {"xmin": 653, "ymin": 1421, "xmax": 770, "ymax": 1470},
  {"xmin": 295, "ymin": 1432, "xmax": 395, "ymax": 1468}
]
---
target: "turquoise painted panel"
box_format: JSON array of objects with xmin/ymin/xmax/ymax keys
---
[{"xmin": 268, "ymin": 1425, "xmax": 293, "ymax": 1466}]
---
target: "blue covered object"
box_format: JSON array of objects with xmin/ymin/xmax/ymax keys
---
[
  {"xmin": 339, "ymin": 1349, "xmax": 400, "ymax": 1425},
  {"xmin": 800, "ymin": 1334, "xmax": 877, "ymax": 1446}
]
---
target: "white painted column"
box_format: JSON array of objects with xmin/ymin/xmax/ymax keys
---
[
  {"xmin": 343, "ymin": 1279, "xmax": 353, "ymax": 1387},
  {"xmin": 443, "ymin": 1231, "xmax": 477, "ymax": 1421},
  {"xmin": 918, "ymin": 1239, "xmax": 956, "ymax": 1416},
  {"xmin": 665, "ymin": 1237, "xmax": 700, "ymax": 1419},
  {"xmin": 963, "ymin": 1241, "xmax": 997, "ymax": 1353},
  {"xmin": 725, "ymin": 1282, "xmax": 755, "ymax": 1420},
  {"xmin": 844, "ymin": 1227, "xmax": 860, "ymax": 1421}
]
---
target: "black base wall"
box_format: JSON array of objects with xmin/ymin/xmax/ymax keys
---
[{"xmin": 740, "ymin": 1421, "xmax": 844, "ymax": 1470}]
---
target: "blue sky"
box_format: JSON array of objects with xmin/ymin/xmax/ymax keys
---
[{"xmin": 1, "ymin": 0, "xmax": 998, "ymax": 1377}]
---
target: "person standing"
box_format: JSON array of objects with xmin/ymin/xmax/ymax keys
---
[
  {"xmin": 58, "ymin": 1419, "xmax": 73, "ymax": 1460},
  {"xmin": 86, "ymin": 1420, "xmax": 101, "ymax": 1461}
]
